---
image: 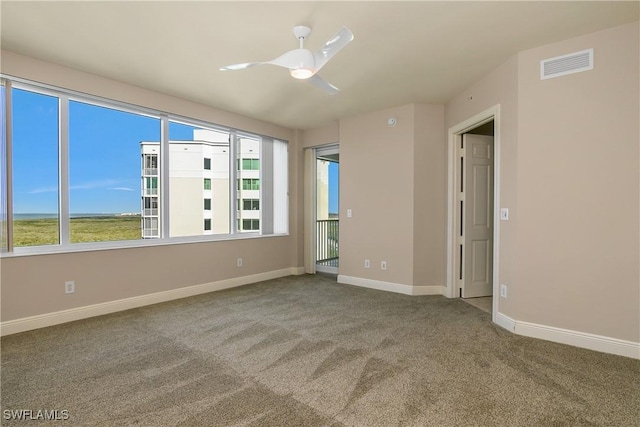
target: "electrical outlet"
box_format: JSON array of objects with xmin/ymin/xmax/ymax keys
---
[
  {"xmin": 381, "ymin": 261, "xmax": 387, "ymax": 271},
  {"xmin": 65, "ymin": 281, "xmax": 75, "ymax": 294},
  {"xmin": 364, "ymin": 259, "xmax": 370, "ymax": 268},
  {"xmin": 237, "ymin": 258, "xmax": 243, "ymax": 267},
  {"xmin": 500, "ymin": 284, "xmax": 507, "ymax": 298}
]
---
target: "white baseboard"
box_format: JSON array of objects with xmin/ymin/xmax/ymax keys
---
[
  {"xmin": 337, "ymin": 275, "xmax": 445, "ymax": 296},
  {"xmin": 291, "ymin": 266, "xmax": 306, "ymax": 275},
  {"xmin": 494, "ymin": 311, "xmax": 516, "ymax": 332},
  {"xmin": 515, "ymin": 320, "xmax": 639, "ymax": 359},
  {"xmin": 493, "ymin": 312, "xmax": 639, "ymax": 359},
  {"xmin": 1, "ymin": 267, "xmax": 298, "ymax": 337},
  {"xmin": 412, "ymin": 285, "xmax": 447, "ymax": 296}
]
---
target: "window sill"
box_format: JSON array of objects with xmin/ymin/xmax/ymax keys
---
[{"xmin": 0, "ymin": 232, "xmax": 290, "ymax": 258}]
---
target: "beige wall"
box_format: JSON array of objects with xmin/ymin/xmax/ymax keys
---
[
  {"xmin": 1, "ymin": 237, "xmax": 294, "ymax": 321},
  {"xmin": 515, "ymin": 22, "xmax": 639, "ymax": 341},
  {"xmin": 339, "ymin": 104, "xmax": 417, "ymax": 286},
  {"xmin": 446, "ymin": 54, "xmax": 520, "ymax": 316},
  {"xmin": 301, "ymin": 122, "xmax": 339, "ymax": 149},
  {"xmin": 413, "ymin": 104, "xmax": 447, "ymax": 288},
  {"xmin": 0, "ymin": 51, "xmax": 299, "ymax": 323},
  {"xmin": 446, "ymin": 21, "xmax": 639, "ymax": 342}
]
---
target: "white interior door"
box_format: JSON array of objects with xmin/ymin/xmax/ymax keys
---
[{"xmin": 463, "ymin": 134, "xmax": 494, "ymax": 298}]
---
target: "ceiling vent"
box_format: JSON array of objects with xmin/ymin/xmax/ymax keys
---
[{"xmin": 540, "ymin": 48, "xmax": 593, "ymax": 80}]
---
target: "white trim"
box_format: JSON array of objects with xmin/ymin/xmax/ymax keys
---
[
  {"xmin": 338, "ymin": 275, "xmax": 445, "ymax": 296},
  {"xmin": 515, "ymin": 320, "xmax": 639, "ymax": 360},
  {"xmin": 494, "ymin": 312, "xmax": 639, "ymax": 359},
  {"xmin": 445, "ymin": 105, "xmax": 501, "ymax": 323},
  {"xmin": 412, "ymin": 285, "xmax": 447, "ymax": 296},
  {"xmin": 291, "ymin": 266, "xmax": 306, "ymax": 275},
  {"xmin": 494, "ymin": 312, "xmax": 516, "ymax": 333},
  {"xmin": 316, "ymin": 264, "xmax": 338, "ymax": 274},
  {"xmin": 0, "ymin": 267, "xmax": 299, "ymax": 336}
]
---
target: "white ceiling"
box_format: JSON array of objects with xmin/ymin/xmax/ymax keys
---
[{"xmin": 1, "ymin": 1, "xmax": 638, "ymax": 130}]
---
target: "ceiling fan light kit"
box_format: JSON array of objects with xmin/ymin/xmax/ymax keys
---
[{"xmin": 220, "ymin": 25, "xmax": 354, "ymax": 94}]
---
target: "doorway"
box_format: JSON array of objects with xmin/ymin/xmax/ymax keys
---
[
  {"xmin": 315, "ymin": 146, "xmax": 339, "ymax": 274},
  {"xmin": 460, "ymin": 123, "xmax": 494, "ymax": 301},
  {"xmin": 446, "ymin": 105, "xmax": 501, "ymax": 320}
]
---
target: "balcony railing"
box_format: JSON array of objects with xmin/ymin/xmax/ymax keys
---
[
  {"xmin": 143, "ymin": 188, "xmax": 158, "ymax": 196},
  {"xmin": 143, "ymin": 168, "xmax": 158, "ymax": 176},
  {"xmin": 142, "ymin": 208, "xmax": 158, "ymax": 216},
  {"xmin": 317, "ymin": 219, "xmax": 339, "ymax": 264},
  {"xmin": 142, "ymin": 229, "xmax": 159, "ymax": 238}
]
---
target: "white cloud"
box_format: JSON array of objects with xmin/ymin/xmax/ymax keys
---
[
  {"xmin": 28, "ymin": 186, "xmax": 57, "ymax": 194},
  {"xmin": 108, "ymin": 187, "xmax": 136, "ymax": 192}
]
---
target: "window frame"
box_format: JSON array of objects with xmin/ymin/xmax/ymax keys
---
[{"xmin": 0, "ymin": 76, "xmax": 289, "ymax": 257}]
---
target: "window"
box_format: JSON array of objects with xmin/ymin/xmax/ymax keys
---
[
  {"xmin": 143, "ymin": 217, "xmax": 159, "ymax": 238},
  {"xmin": 242, "ymin": 219, "xmax": 259, "ymax": 230},
  {"xmin": 144, "ymin": 154, "xmax": 158, "ymax": 175},
  {"xmin": 144, "ymin": 177, "xmax": 158, "ymax": 195},
  {"xmin": 242, "ymin": 179, "xmax": 260, "ymax": 190},
  {"xmin": 11, "ymin": 88, "xmax": 60, "ymax": 247},
  {"xmin": 0, "ymin": 77, "xmax": 288, "ymax": 254},
  {"xmin": 241, "ymin": 158, "xmax": 260, "ymax": 170},
  {"xmin": 69, "ymin": 100, "xmax": 160, "ymax": 243},
  {"xmin": 143, "ymin": 197, "xmax": 158, "ymax": 215},
  {"xmin": 242, "ymin": 199, "xmax": 260, "ymax": 210},
  {"xmin": 0, "ymin": 81, "xmax": 5, "ymax": 251}
]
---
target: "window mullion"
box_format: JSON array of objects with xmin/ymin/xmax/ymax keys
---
[
  {"xmin": 59, "ymin": 95, "xmax": 70, "ymax": 245},
  {"xmin": 160, "ymin": 115, "xmax": 170, "ymax": 239},
  {"xmin": 3, "ymin": 79, "xmax": 13, "ymax": 252},
  {"xmin": 230, "ymin": 131, "xmax": 238, "ymax": 234}
]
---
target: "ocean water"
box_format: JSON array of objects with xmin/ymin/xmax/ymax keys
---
[{"xmin": 13, "ymin": 213, "xmax": 138, "ymax": 220}]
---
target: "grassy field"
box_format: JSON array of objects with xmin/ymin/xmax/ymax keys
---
[{"xmin": 14, "ymin": 216, "xmax": 142, "ymax": 247}]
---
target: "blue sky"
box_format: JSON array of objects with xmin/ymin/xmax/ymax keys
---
[
  {"xmin": 12, "ymin": 87, "xmax": 339, "ymax": 215},
  {"xmin": 328, "ymin": 162, "xmax": 339, "ymax": 214},
  {"xmin": 13, "ymin": 89, "xmax": 161, "ymax": 214}
]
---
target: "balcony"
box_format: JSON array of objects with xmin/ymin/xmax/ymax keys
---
[
  {"xmin": 317, "ymin": 219, "xmax": 339, "ymax": 266},
  {"xmin": 142, "ymin": 208, "xmax": 158, "ymax": 216},
  {"xmin": 143, "ymin": 168, "xmax": 158, "ymax": 176},
  {"xmin": 143, "ymin": 188, "xmax": 158, "ymax": 196},
  {"xmin": 142, "ymin": 229, "xmax": 159, "ymax": 238}
]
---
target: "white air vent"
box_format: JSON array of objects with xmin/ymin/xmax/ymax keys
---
[{"xmin": 540, "ymin": 48, "xmax": 593, "ymax": 80}]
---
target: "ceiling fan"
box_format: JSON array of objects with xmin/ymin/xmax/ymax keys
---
[{"xmin": 220, "ymin": 25, "xmax": 354, "ymax": 94}]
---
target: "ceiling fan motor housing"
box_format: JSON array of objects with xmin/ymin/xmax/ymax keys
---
[{"xmin": 293, "ymin": 25, "xmax": 312, "ymax": 41}]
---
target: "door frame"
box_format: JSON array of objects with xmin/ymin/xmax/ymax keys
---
[
  {"xmin": 446, "ymin": 105, "xmax": 501, "ymax": 322},
  {"xmin": 303, "ymin": 143, "xmax": 339, "ymax": 275}
]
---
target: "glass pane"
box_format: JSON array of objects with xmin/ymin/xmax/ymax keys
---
[
  {"xmin": 273, "ymin": 139, "xmax": 288, "ymax": 234},
  {"xmin": 169, "ymin": 121, "xmax": 230, "ymax": 236},
  {"xmin": 237, "ymin": 136, "xmax": 260, "ymax": 232},
  {"xmin": 0, "ymin": 81, "xmax": 6, "ymax": 251},
  {"xmin": 12, "ymin": 88, "xmax": 60, "ymax": 247},
  {"xmin": 69, "ymin": 100, "xmax": 160, "ymax": 243}
]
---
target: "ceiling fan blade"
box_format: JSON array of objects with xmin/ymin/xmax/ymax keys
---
[
  {"xmin": 313, "ymin": 26, "xmax": 354, "ymax": 72},
  {"xmin": 220, "ymin": 62, "xmax": 264, "ymax": 71},
  {"xmin": 267, "ymin": 49, "xmax": 314, "ymax": 70},
  {"xmin": 307, "ymin": 74, "xmax": 339, "ymax": 95}
]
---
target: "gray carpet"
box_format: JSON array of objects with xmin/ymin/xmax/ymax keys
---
[{"xmin": 2, "ymin": 274, "xmax": 639, "ymax": 426}]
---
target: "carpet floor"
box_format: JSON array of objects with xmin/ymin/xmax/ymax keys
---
[{"xmin": 2, "ymin": 274, "xmax": 639, "ymax": 426}]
